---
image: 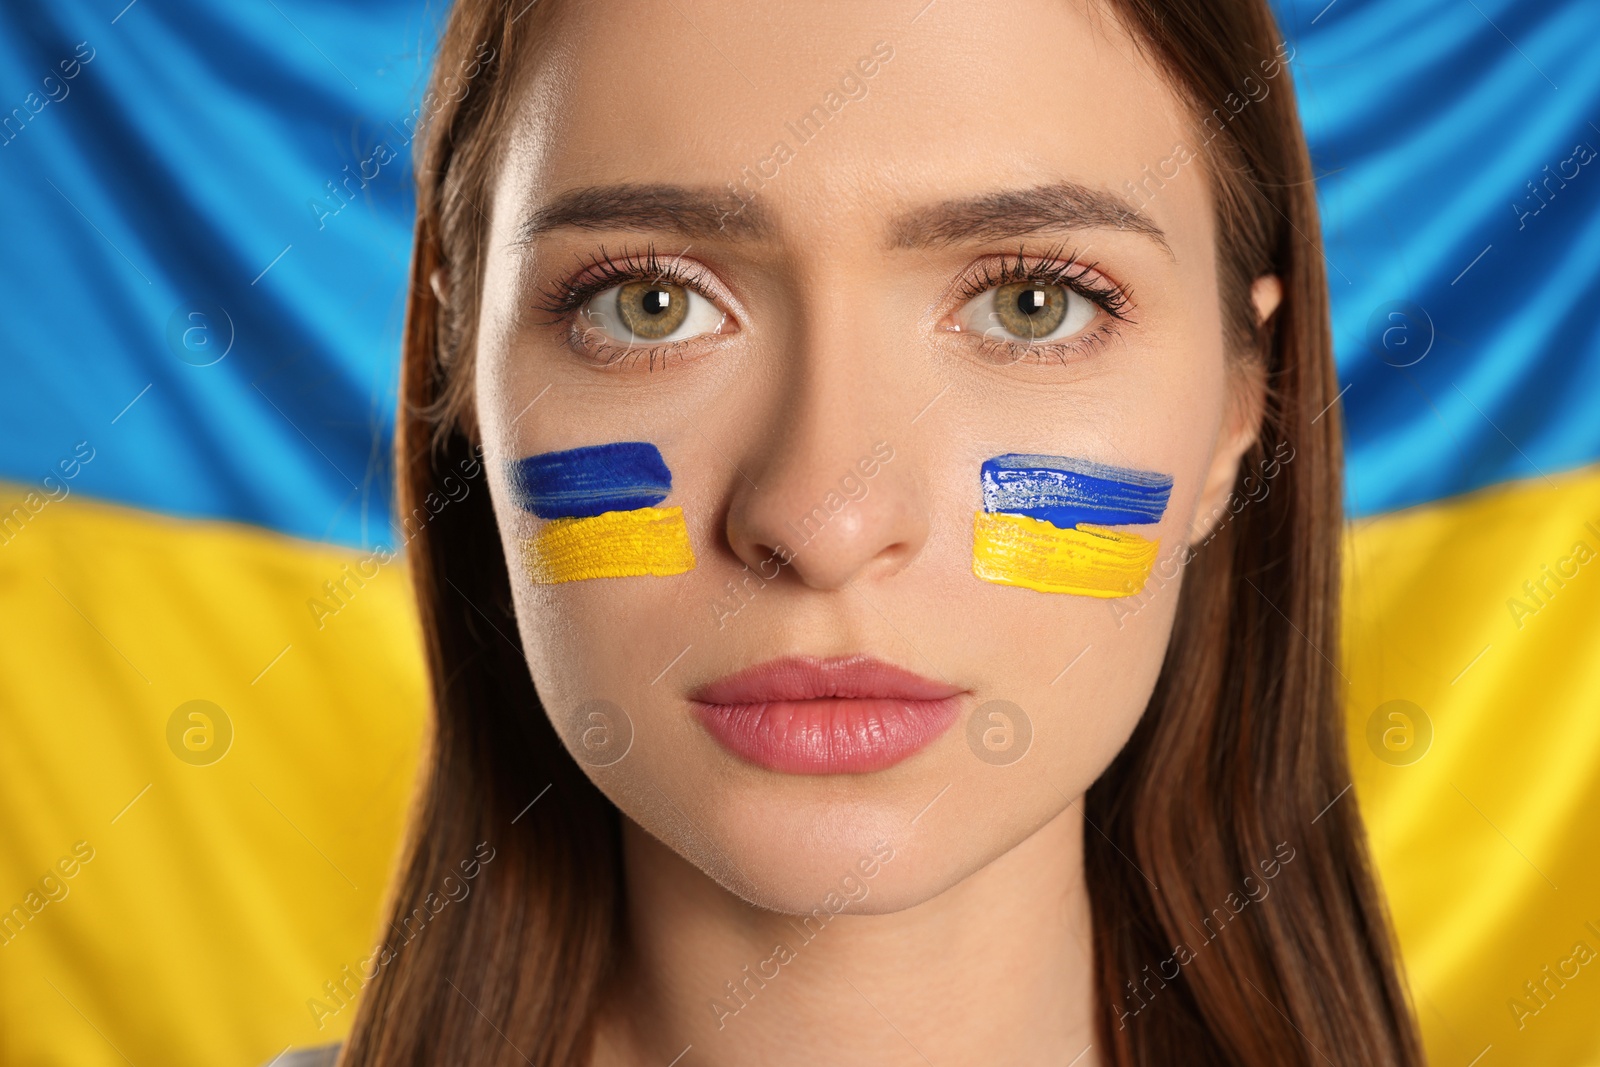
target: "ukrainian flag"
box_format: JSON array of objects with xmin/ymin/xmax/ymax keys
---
[{"xmin": 1, "ymin": 1, "xmax": 1597, "ymax": 1063}]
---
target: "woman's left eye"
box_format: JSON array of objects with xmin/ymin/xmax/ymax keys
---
[
  {"xmin": 953, "ymin": 281, "xmax": 1098, "ymax": 344},
  {"xmin": 577, "ymin": 280, "xmax": 728, "ymax": 345}
]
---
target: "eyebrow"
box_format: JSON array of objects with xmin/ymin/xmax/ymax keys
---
[
  {"xmin": 886, "ymin": 181, "xmax": 1172, "ymax": 257},
  {"xmin": 516, "ymin": 183, "xmax": 774, "ymax": 243}
]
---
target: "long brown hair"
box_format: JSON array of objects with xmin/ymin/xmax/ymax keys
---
[{"xmin": 341, "ymin": 2, "xmax": 1423, "ymax": 1063}]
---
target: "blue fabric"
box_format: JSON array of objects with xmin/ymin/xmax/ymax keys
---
[
  {"xmin": 1281, "ymin": 0, "xmax": 1600, "ymax": 515},
  {"xmin": 0, "ymin": 1, "xmax": 440, "ymax": 547},
  {"xmin": 0, "ymin": 0, "xmax": 1596, "ymax": 548}
]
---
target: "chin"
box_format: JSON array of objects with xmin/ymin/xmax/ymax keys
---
[{"xmin": 614, "ymin": 720, "xmax": 1092, "ymax": 918}]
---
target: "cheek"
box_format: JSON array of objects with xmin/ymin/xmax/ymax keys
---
[
  {"xmin": 948, "ymin": 356, "xmax": 1229, "ymax": 790},
  {"xmin": 495, "ymin": 516, "xmax": 692, "ymax": 779},
  {"xmin": 484, "ymin": 433, "xmax": 729, "ymax": 775},
  {"xmin": 953, "ymin": 519, "xmax": 1187, "ymax": 805}
]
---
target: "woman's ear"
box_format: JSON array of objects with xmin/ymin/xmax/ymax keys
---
[
  {"xmin": 1187, "ymin": 274, "xmax": 1279, "ymax": 545},
  {"xmin": 430, "ymin": 266, "xmax": 450, "ymax": 305},
  {"xmin": 1251, "ymin": 273, "xmax": 1282, "ymax": 327}
]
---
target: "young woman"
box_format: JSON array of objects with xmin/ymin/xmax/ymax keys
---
[{"xmin": 335, "ymin": 0, "xmax": 1424, "ymax": 1062}]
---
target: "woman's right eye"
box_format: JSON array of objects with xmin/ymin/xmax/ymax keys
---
[{"xmin": 577, "ymin": 280, "xmax": 729, "ymax": 346}]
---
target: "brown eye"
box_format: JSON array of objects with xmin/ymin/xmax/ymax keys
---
[
  {"xmin": 616, "ymin": 281, "xmax": 690, "ymax": 339},
  {"xmin": 992, "ymin": 282, "xmax": 1067, "ymax": 338},
  {"xmin": 578, "ymin": 278, "xmax": 727, "ymax": 346},
  {"xmin": 954, "ymin": 278, "xmax": 1096, "ymax": 345}
]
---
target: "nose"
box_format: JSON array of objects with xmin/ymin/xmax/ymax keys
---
[{"xmin": 724, "ymin": 366, "xmax": 929, "ymax": 591}]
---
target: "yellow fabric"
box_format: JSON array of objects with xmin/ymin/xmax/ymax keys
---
[
  {"xmin": 1, "ymin": 462, "xmax": 1598, "ymax": 1064},
  {"xmin": 1346, "ymin": 463, "xmax": 1600, "ymax": 1063},
  {"xmin": 0, "ymin": 488, "xmax": 424, "ymax": 1066}
]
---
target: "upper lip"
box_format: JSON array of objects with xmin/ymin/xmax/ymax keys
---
[{"xmin": 689, "ymin": 654, "xmax": 963, "ymax": 705}]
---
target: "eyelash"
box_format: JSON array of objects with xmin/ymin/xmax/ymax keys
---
[
  {"xmin": 533, "ymin": 246, "xmax": 717, "ymax": 369},
  {"xmin": 531, "ymin": 242, "xmax": 1136, "ymax": 369},
  {"xmin": 949, "ymin": 245, "xmax": 1135, "ymax": 365},
  {"xmin": 533, "ymin": 245, "xmax": 708, "ymax": 318}
]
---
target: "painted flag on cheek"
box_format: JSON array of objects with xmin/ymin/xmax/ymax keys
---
[
  {"xmin": 970, "ymin": 454, "xmax": 1174, "ymax": 598},
  {"xmin": 508, "ymin": 442, "xmax": 696, "ymax": 583}
]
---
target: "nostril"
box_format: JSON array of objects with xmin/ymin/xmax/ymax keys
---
[
  {"xmin": 750, "ymin": 542, "xmax": 796, "ymax": 575},
  {"xmin": 723, "ymin": 438, "xmax": 923, "ymax": 592}
]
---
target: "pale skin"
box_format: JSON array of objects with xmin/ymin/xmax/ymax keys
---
[{"xmin": 467, "ymin": 0, "xmax": 1281, "ymax": 1062}]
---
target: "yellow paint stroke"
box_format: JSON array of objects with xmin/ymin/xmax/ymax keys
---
[
  {"xmin": 972, "ymin": 510, "xmax": 1158, "ymax": 598},
  {"xmin": 525, "ymin": 505, "xmax": 696, "ymax": 584}
]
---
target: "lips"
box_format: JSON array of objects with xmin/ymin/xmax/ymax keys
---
[{"xmin": 690, "ymin": 655, "xmax": 965, "ymax": 774}]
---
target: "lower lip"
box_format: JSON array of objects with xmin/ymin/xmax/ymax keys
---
[{"xmin": 693, "ymin": 695, "xmax": 963, "ymax": 774}]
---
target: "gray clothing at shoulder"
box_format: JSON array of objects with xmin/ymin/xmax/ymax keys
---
[{"xmin": 268, "ymin": 1047, "xmax": 340, "ymax": 1067}]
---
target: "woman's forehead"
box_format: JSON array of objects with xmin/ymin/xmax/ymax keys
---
[{"xmin": 496, "ymin": 0, "xmax": 1210, "ymax": 258}]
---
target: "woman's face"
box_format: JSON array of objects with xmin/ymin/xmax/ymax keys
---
[{"xmin": 474, "ymin": 0, "xmax": 1257, "ymax": 912}]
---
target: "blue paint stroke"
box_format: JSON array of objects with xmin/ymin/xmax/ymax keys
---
[
  {"xmin": 509, "ymin": 442, "xmax": 672, "ymax": 519},
  {"xmin": 981, "ymin": 453, "xmax": 1172, "ymax": 528}
]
